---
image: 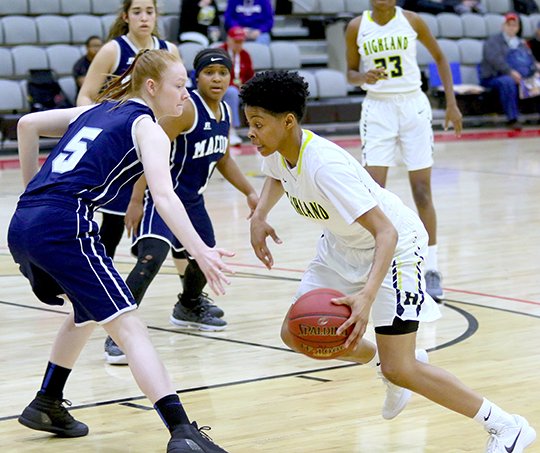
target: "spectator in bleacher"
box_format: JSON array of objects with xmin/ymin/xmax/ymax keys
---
[
  {"xmin": 528, "ymin": 21, "xmax": 540, "ymax": 63},
  {"xmin": 480, "ymin": 12, "xmax": 535, "ymax": 129},
  {"xmin": 444, "ymin": 0, "xmax": 487, "ymax": 14},
  {"xmin": 178, "ymin": 0, "xmax": 221, "ymax": 47},
  {"xmin": 219, "ymin": 26, "xmax": 255, "ymax": 145},
  {"xmin": 224, "ymin": 0, "xmax": 274, "ymax": 45},
  {"xmin": 72, "ymin": 36, "xmax": 103, "ymax": 92}
]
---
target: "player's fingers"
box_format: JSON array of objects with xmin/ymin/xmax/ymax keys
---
[
  {"xmin": 269, "ymin": 230, "xmax": 283, "ymax": 244},
  {"xmin": 330, "ymin": 296, "xmax": 350, "ymax": 306},
  {"xmin": 336, "ymin": 316, "xmax": 354, "ymax": 336},
  {"xmin": 216, "ymin": 248, "xmax": 235, "ymax": 258}
]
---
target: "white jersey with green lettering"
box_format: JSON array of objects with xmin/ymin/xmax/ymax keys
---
[{"xmin": 357, "ymin": 6, "xmax": 421, "ymax": 93}]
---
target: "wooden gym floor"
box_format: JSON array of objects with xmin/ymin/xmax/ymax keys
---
[{"xmin": 0, "ymin": 129, "xmax": 539, "ymax": 452}]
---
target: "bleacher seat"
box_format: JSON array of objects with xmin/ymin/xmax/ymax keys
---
[
  {"xmin": 315, "ymin": 69, "xmax": 348, "ymax": 98},
  {"xmin": 484, "ymin": 13, "xmax": 504, "ymax": 37},
  {"xmin": 437, "ymin": 39, "xmax": 460, "ymax": 64},
  {"xmin": 437, "ymin": 13, "xmax": 463, "ymax": 39},
  {"xmin": 345, "ymin": 0, "xmax": 368, "ymax": 14},
  {"xmin": 36, "ymin": 15, "xmax": 71, "ymax": 44},
  {"xmin": 0, "ymin": 0, "xmax": 28, "ymax": 16},
  {"xmin": 419, "ymin": 13, "xmax": 439, "ymax": 38},
  {"xmin": 0, "ymin": 49, "xmax": 14, "ymax": 78},
  {"xmin": 520, "ymin": 14, "xmax": 534, "ymax": 39},
  {"xmin": 461, "ymin": 13, "xmax": 487, "ymax": 38},
  {"xmin": 28, "ymin": 0, "xmax": 61, "ymax": 15},
  {"xmin": 0, "ymin": 80, "xmax": 26, "ymax": 112},
  {"xmin": 297, "ymin": 69, "xmax": 318, "ymax": 98},
  {"xmin": 160, "ymin": 0, "xmax": 181, "ymax": 15},
  {"xmin": 485, "ymin": 0, "xmax": 512, "ymax": 13},
  {"xmin": 60, "ymin": 0, "xmax": 92, "ymax": 15},
  {"xmin": 178, "ymin": 42, "xmax": 205, "ymax": 71},
  {"xmin": 58, "ymin": 76, "xmax": 77, "ymax": 105},
  {"xmin": 460, "ymin": 65, "xmax": 481, "ymax": 85},
  {"xmin": 46, "ymin": 45, "xmax": 83, "ymax": 76},
  {"xmin": 292, "ymin": 0, "xmax": 319, "ymax": 14},
  {"xmin": 270, "ymin": 41, "xmax": 301, "ymax": 69},
  {"xmin": 101, "ymin": 14, "xmax": 116, "ymax": 38},
  {"xmin": 319, "ymin": 0, "xmax": 346, "ymax": 14},
  {"xmin": 91, "ymin": 0, "xmax": 122, "ymax": 15},
  {"xmin": 457, "ymin": 38, "xmax": 483, "ymax": 65},
  {"xmin": 243, "ymin": 42, "xmax": 272, "ymax": 71},
  {"xmin": 69, "ymin": 14, "xmax": 104, "ymax": 44},
  {"xmin": 2, "ymin": 16, "xmax": 38, "ymax": 45},
  {"xmin": 417, "ymin": 42, "xmax": 434, "ymax": 67},
  {"xmin": 12, "ymin": 46, "xmax": 49, "ymax": 78}
]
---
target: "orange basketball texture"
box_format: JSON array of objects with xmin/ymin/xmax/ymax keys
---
[{"xmin": 287, "ymin": 288, "xmax": 353, "ymax": 359}]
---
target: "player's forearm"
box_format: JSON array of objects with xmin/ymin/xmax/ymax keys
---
[
  {"xmin": 17, "ymin": 116, "xmax": 40, "ymax": 187},
  {"xmin": 217, "ymin": 157, "xmax": 256, "ymax": 197},
  {"xmin": 362, "ymin": 227, "xmax": 398, "ymax": 300},
  {"xmin": 130, "ymin": 175, "xmax": 147, "ymax": 203},
  {"xmin": 252, "ymin": 177, "xmax": 284, "ymax": 220}
]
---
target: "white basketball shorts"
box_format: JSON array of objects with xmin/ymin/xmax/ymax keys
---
[
  {"xmin": 360, "ymin": 90, "xmax": 434, "ymax": 171},
  {"xmin": 294, "ymin": 217, "xmax": 441, "ymax": 328}
]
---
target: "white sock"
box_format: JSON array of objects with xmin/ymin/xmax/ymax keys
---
[
  {"xmin": 426, "ymin": 245, "xmax": 438, "ymax": 271},
  {"xmin": 473, "ymin": 398, "xmax": 514, "ymax": 430}
]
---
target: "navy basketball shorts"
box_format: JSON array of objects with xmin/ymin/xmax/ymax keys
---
[
  {"xmin": 131, "ymin": 195, "xmax": 216, "ymax": 257},
  {"xmin": 8, "ymin": 203, "xmax": 137, "ymax": 326}
]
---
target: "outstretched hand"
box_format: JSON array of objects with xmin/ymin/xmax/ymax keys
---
[
  {"xmin": 250, "ymin": 217, "xmax": 282, "ymax": 270},
  {"xmin": 196, "ymin": 247, "xmax": 235, "ymax": 295}
]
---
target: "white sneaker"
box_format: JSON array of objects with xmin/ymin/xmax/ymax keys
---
[
  {"xmin": 485, "ymin": 415, "xmax": 536, "ymax": 453},
  {"xmin": 380, "ymin": 349, "xmax": 429, "ymax": 420},
  {"xmin": 229, "ymin": 129, "xmax": 242, "ymax": 146}
]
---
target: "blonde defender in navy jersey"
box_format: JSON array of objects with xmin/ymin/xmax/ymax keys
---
[
  {"xmin": 9, "ymin": 50, "xmax": 231, "ymax": 453},
  {"xmin": 101, "ymin": 48, "xmax": 259, "ymax": 364},
  {"xmin": 241, "ymin": 71, "xmax": 535, "ymax": 453},
  {"xmin": 345, "ymin": 0, "xmax": 463, "ymax": 303},
  {"xmin": 77, "ymin": 0, "xmax": 181, "ymax": 262}
]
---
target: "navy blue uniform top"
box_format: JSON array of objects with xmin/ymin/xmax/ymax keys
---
[
  {"xmin": 19, "ymin": 99, "xmax": 155, "ymax": 212},
  {"xmin": 113, "ymin": 35, "xmax": 169, "ymax": 75},
  {"xmin": 170, "ymin": 90, "xmax": 230, "ymax": 203}
]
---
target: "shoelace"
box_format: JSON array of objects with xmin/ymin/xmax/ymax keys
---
[
  {"xmin": 50, "ymin": 399, "xmax": 76, "ymax": 422},
  {"xmin": 484, "ymin": 428, "xmax": 502, "ymax": 453},
  {"xmin": 196, "ymin": 424, "xmax": 217, "ymax": 444}
]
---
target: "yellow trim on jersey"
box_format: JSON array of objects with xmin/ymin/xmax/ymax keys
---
[{"xmin": 280, "ymin": 129, "xmax": 314, "ymax": 175}]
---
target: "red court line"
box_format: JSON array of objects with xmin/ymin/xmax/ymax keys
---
[
  {"xmin": 3, "ymin": 129, "xmax": 539, "ymax": 165},
  {"xmin": 230, "ymin": 128, "xmax": 540, "ymax": 156},
  {"xmin": 444, "ymin": 288, "xmax": 540, "ymax": 306}
]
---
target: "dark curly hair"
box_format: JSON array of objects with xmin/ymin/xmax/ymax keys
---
[{"xmin": 240, "ymin": 70, "xmax": 309, "ymax": 121}]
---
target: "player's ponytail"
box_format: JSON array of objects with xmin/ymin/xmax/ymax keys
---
[{"xmin": 96, "ymin": 49, "xmax": 180, "ymax": 104}]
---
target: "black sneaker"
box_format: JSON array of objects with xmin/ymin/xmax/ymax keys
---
[
  {"xmin": 18, "ymin": 392, "xmax": 89, "ymax": 438},
  {"xmin": 167, "ymin": 422, "xmax": 228, "ymax": 453},
  {"xmin": 178, "ymin": 292, "xmax": 224, "ymax": 318},
  {"xmin": 170, "ymin": 303, "xmax": 227, "ymax": 331},
  {"xmin": 104, "ymin": 335, "xmax": 128, "ymax": 365}
]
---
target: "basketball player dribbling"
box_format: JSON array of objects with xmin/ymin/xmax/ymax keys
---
[
  {"xmin": 242, "ymin": 70, "xmax": 535, "ymax": 453},
  {"xmin": 345, "ymin": 0, "xmax": 463, "ymax": 303}
]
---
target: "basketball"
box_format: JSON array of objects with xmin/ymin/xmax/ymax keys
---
[{"xmin": 287, "ymin": 288, "xmax": 353, "ymax": 359}]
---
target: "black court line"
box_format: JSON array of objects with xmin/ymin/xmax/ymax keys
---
[
  {"xmin": 120, "ymin": 402, "xmax": 154, "ymax": 411},
  {"xmin": 296, "ymin": 375, "xmax": 332, "ymax": 383},
  {"xmin": 444, "ymin": 298, "xmax": 540, "ymax": 320},
  {"xmin": 2, "ymin": 283, "xmax": 538, "ymax": 420},
  {"xmin": 0, "ymin": 363, "xmax": 358, "ymax": 421}
]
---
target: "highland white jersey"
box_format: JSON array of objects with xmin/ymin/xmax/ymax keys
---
[
  {"xmin": 261, "ymin": 130, "xmax": 417, "ymax": 250},
  {"xmin": 358, "ymin": 7, "xmax": 422, "ymax": 93}
]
